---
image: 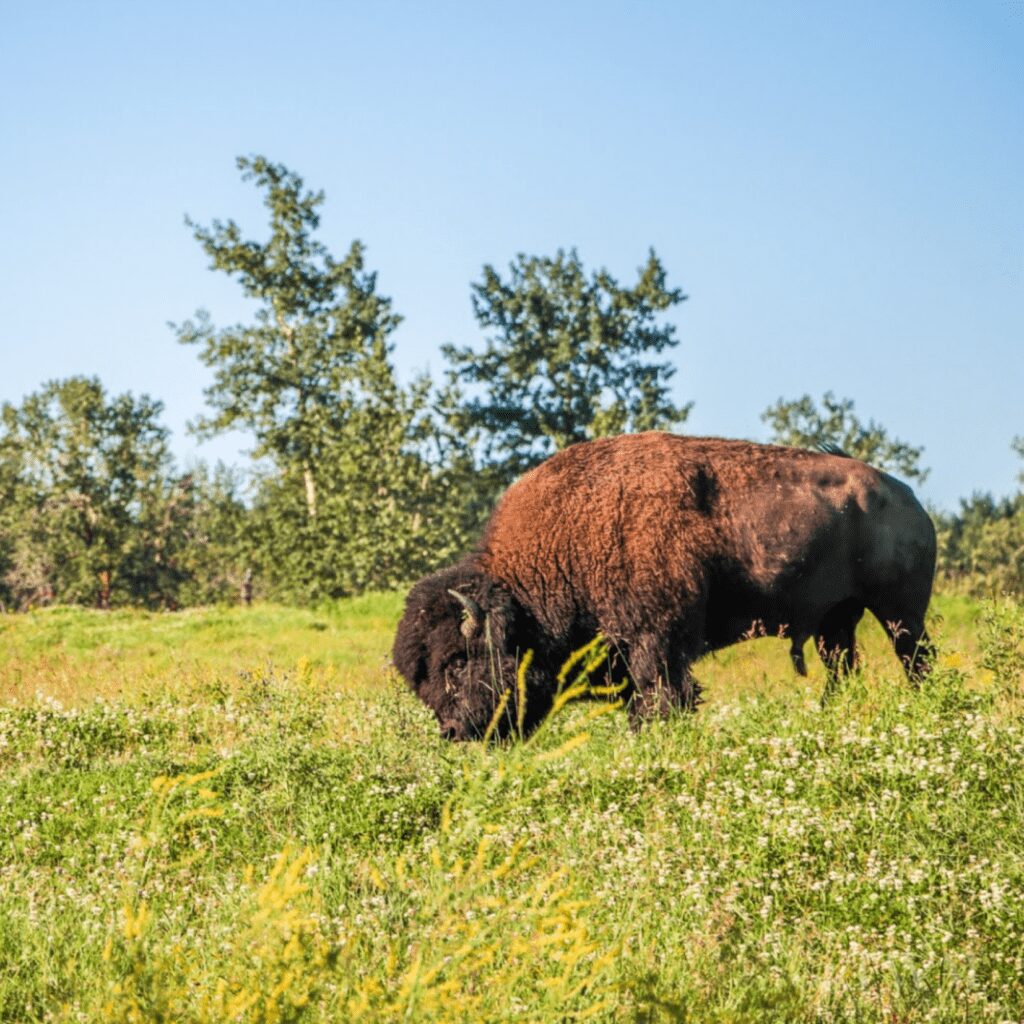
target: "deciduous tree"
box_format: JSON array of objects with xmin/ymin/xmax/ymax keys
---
[
  {"xmin": 443, "ymin": 249, "xmax": 691, "ymax": 483},
  {"xmin": 175, "ymin": 156, "xmax": 401, "ymax": 522},
  {"xmin": 177, "ymin": 156, "xmax": 479, "ymax": 598},
  {"xmin": 934, "ymin": 439, "xmax": 1024, "ymax": 596},
  {"xmin": 0, "ymin": 378, "xmax": 180, "ymax": 607}
]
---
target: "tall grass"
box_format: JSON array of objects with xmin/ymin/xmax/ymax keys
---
[{"xmin": 0, "ymin": 595, "xmax": 1022, "ymax": 1021}]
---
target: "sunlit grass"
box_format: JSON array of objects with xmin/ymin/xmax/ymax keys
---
[
  {"xmin": 0, "ymin": 592, "xmax": 1021, "ymax": 1021},
  {"xmin": 0, "ymin": 594, "xmax": 402, "ymax": 704}
]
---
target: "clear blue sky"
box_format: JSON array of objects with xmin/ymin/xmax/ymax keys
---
[{"xmin": 2, "ymin": 0, "xmax": 1021, "ymax": 509}]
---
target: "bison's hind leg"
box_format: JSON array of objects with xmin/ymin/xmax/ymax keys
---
[
  {"xmin": 868, "ymin": 605, "xmax": 934, "ymax": 682},
  {"xmin": 897, "ymin": 622, "xmax": 934, "ymax": 682},
  {"xmin": 816, "ymin": 599, "xmax": 865, "ymax": 700}
]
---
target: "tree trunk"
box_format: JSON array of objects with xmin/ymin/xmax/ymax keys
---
[
  {"xmin": 303, "ymin": 463, "xmax": 318, "ymax": 519},
  {"xmin": 98, "ymin": 570, "xmax": 111, "ymax": 610}
]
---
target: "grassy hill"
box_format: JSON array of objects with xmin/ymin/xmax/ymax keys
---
[{"xmin": 0, "ymin": 593, "xmax": 1021, "ymax": 1021}]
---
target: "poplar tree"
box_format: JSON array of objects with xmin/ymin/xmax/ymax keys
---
[
  {"xmin": 176, "ymin": 157, "xmax": 478, "ymax": 598},
  {"xmin": 175, "ymin": 156, "xmax": 401, "ymax": 522},
  {"xmin": 443, "ymin": 248, "xmax": 691, "ymax": 483}
]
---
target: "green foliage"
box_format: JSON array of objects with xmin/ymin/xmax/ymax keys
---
[
  {"xmin": 0, "ymin": 377, "xmax": 240, "ymax": 609},
  {"xmin": 2, "ymin": 598, "xmax": 1024, "ymax": 1021},
  {"xmin": 934, "ymin": 440, "xmax": 1024, "ymax": 597},
  {"xmin": 247, "ymin": 372, "xmax": 482, "ymax": 601},
  {"xmin": 0, "ymin": 422, "xmax": 23, "ymax": 609},
  {"xmin": 174, "ymin": 155, "xmax": 403, "ymax": 514},
  {"xmin": 443, "ymin": 248, "xmax": 691, "ymax": 482},
  {"xmin": 176, "ymin": 156, "xmax": 478, "ymax": 600},
  {"xmin": 979, "ymin": 597, "xmax": 1024, "ymax": 695},
  {"xmin": 935, "ymin": 493, "xmax": 1024, "ymax": 597},
  {"xmin": 762, "ymin": 391, "xmax": 928, "ymax": 482},
  {"xmin": 162, "ymin": 462, "xmax": 251, "ymax": 606}
]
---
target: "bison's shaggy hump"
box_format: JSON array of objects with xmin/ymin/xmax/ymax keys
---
[
  {"xmin": 394, "ymin": 432, "xmax": 936, "ymax": 740},
  {"xmin": 477, "ymin": 434, "xmax": 895, "ymax": 638}
]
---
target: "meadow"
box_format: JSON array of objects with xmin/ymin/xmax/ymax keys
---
[{"xmin": 1, "ymin": 592, "xmax": 1022, "ymax": 1022}]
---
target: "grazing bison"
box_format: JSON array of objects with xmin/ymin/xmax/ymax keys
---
[{"xmin": 393, "ymin": 433, "xmax": 936, "ymax": 740}]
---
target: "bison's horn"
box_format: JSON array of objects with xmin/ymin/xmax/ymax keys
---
[{"xmin": 447, "ymin": 588, "xmax": 483, "ymax": 638}]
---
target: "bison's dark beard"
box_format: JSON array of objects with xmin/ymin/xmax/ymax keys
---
[{"xmin": 433, "ymin": 656, "xmax": 554, "ymax": 742}]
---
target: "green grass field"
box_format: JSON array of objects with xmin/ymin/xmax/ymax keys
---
[{"xmin": 1, "ymin": 593, "xmax": 1022, "ymax": 1022}]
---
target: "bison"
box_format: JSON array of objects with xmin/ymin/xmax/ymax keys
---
[{"xmin": 393, "ymin": 433, "xmax": 936, "ymax": 740}]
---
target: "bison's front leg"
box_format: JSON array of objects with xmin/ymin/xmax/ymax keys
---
[{"xmin": 626, "ymin": 635, "xmax": 701, "ymax": 728}]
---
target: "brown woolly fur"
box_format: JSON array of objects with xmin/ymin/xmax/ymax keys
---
[{"xmin": 393, "ymin": 432, "xmax": 937, "ymax": 740}]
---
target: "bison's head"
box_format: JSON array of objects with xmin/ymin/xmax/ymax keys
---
[{"xmin": 392, "ymin": 565, "xmax": 547, "ymax": 741}]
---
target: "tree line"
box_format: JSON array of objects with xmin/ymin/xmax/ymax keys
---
[{"xmin": 1, "ymin": 156, "xmax": 1020, "ymax": 610}]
